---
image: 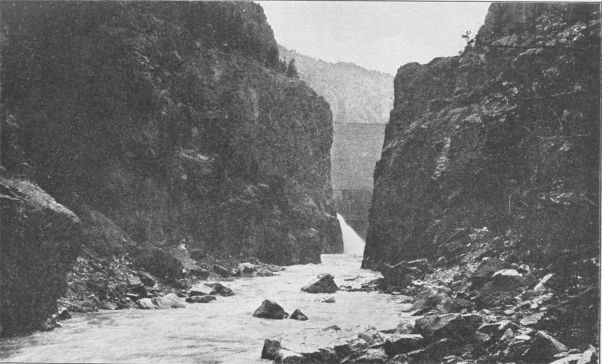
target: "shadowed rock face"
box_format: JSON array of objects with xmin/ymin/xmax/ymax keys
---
[
  {"xmin": 0, "ymin": 175, "xmax": 82, "ymax": 336},
  {"xmin": 364, "ymin": 3, "xmax": 599, "ymax": 271},
  {"xmin": 1, "ymin": 2, "xmax": 342, "ymax": 268}
]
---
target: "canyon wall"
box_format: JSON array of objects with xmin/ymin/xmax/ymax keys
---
[
  {"xmin": 278, "ymin": 46, "xmax": 390, "ymax": 237},
  {"xmin": 364, "ymin": 2, "xmax": 599, "ymax": 278},
  {"xmin": 0, "ymin": 1, "xmax": 342, "ymax": 335}
]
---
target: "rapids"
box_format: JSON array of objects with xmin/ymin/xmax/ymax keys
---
[{"xmin": 0, "ymin": 255, "xmax": 412, "ymax": 363}]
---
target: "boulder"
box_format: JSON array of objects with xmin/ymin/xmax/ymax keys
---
[
  {"xmin": 290, "ymin": 309, "xmax": 308, "ymax": 321},
  {"xmin": 261, "ymin": 339, "xmax": 281, "ymax": 360},
  {"xmin": 188, "ymin": 266, "xmax": 210, "ymax": 279},
  {"xmin": 275, "ymin": 349, "xmax": 307, "ymax": 364},
  {"xmin": 188, "ymin": 286, "xmax": 216, "ymax": 296},
  {"xmin": 354, "ymin": 348, "xmax": 389, "ymax": 363},
  {"xmin": 414, "ymin": 313, "xmax": 475, "ymax": 343},
  {"xmin": 406, "ymin": 286, "xmax": 455, "ymax": 315},
  {"xmin": 471, "ymin": 258, "xmax": 508, "ymax": 286},
  {"xmin": 491, "ymin": 269, "xmax": 524, "ymax": 290},
  {"xmin": 477, "ymin": 320, "xmax": 519, "ymax": 337},
  {"xmin": 127, "ymin": 276, "xmax": 143, "ymax": 287},
  {"xmin": 358, "ymin": 327, "xmax": 385, "ymax": 346},
  {"xmin": 41, "ymin": 317, "xmax": 59, "ymax": 332},
  {"xmin": 520, "ymin": 312, "xmax": 544, "ymax": 327},
  {"xmin": 522, "ymin": 330, "xmax": 568, "ymax": 362},
  {"xmin": 126, "ymin": 293, "xmax": 141, "ymax": 301},
  {"xmin": 0, "ymin": 176, "xmax": 82, "ymax": 336},
  {"xmin": 253, "ymin": 300, "xmax": 289, "ymax": 319},
  {"xmin": 301, "ymin": 274, "xmax": 338, "ymax": 293},
  {"xmin": 381, "ymin": 262, "xmax": 418, "ymax": 287},
  {"xmin": 205, "ymin": 283, "xmax": 234, "ymax": 296},
  {"xmin": 395, "ymin": 321, "xmax": 415, "ymax": 334},
  {"xmin": 213, "ymin": 264, "xmax": 231, "ymax": 278},
  {"xmin": 384, "ymin": 334, "xmax": 425, "ymax": 356},
  {"xmin": 57, "ymin": 308, "xmax": 71, "ymax": 321},
  {"xmin": 151, "ymin": 293, "xmax": 186, "ymax": 309},
  {"xmin": 131, "ymin": 242, "xmax": 183, "ymax": 282},
  {"xmin": 137, "ymin": 298, "xmax": 158, "ymax": 309},
  {"xmin": 404, "ymin": 338, "xmax": 458, "ymax": 362},
  {"xmin": 238, "ymin": 262, "xmax": 256, "ymax": 275},
  {"xmin": 185, "ymin": 295, "xmax": 216, "ymax": 303},
  {"xmin": 302, "ymin": 348, "xmax": 338, "ymax": 363},
  {"xmin": 137, "ymin": 271, "xmax": 156, "ymax": 287},
  {"xmin": 126, "ymin": 277, "xmax": 147, "ymax": 298},
  {"xmin": 174, "ymin": 279, "xmax": 190, "ymax": 290}
]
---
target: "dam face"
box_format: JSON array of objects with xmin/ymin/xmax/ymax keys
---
[{"xmin": 331, "ymin": 123, "xmax": 386, "ymax": 238}]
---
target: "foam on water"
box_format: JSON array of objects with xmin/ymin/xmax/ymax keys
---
[
  {"xmin": 0, "ymin": 255, "xmax": 411, "ymax": 363},
  {"xmin": 337, "ymin": 213, "xmax": 365, "ymax": 256}
]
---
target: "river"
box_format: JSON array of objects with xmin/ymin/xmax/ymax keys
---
[{"xmin": 0, "ymin": 222, "xmax": 411, "ymax": 363}]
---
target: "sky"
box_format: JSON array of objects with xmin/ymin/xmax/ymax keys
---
[{"xmin": 259, "ymin": 1, "xmax": 491, "ymax": 75}]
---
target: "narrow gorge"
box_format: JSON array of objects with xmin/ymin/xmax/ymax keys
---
[
  {"xmin": 0, "ymin": 2, "xmax": 599, "ymax": 364},
  {"xmin": 1, "ymin": 1, "xmax": 342, "ymax": 337}
]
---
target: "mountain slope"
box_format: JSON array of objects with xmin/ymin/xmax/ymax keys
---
[{"xmin": 278, "ymin": 45, "xmax": 393, "ymax": 125}]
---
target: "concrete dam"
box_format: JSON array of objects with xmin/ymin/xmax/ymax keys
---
[{"xmin": 331, "ymin": 123, "xmax": 386, "ymax": 238}]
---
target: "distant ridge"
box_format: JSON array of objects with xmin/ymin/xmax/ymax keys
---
[{"xmin": 278, "ymin": 45, "xmax": 393, "ymax": 124}]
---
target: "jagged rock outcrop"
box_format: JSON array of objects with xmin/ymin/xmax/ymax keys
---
[
  {"xmin": 0, "ymin": 174, "xmax": 82, "ymax": 336},
  {"xmin": 1, "ymin": 1, "xmax": 342, "ymax": 271},
  {"xmin": 364, "ymin": 3, "xmax": 598, "ymax": 280}
]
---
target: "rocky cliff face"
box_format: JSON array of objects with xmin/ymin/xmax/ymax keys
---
[
  {"xmin": 0, "ymin": 174, "xmax": 82, "ymax": 336},
  {"xmin": 1, "ymin": 2, "xmax": 342, "ymax": 264},
  {"xmin": 364, "ymin": 3, "xmax": 599, "ymax": 279},
  {"xmin": 1, "ymin": 1, "xmax": 342, "ymax": 335}
]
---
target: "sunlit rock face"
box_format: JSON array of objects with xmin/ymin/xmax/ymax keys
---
[
  {"xmin": 364, "ymin": 3, "xmax": 599, "ymax": 269},
  {"xmin": 0, "ymin": 1, "xmax": 342, "ymax": 270}
]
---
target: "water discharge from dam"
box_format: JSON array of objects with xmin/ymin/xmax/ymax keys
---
[{"xmin": 337, "ymin": 213, "xmax": 365, "ymax": 256}]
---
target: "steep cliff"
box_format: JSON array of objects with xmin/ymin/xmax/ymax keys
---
[
  {"xmin": 1, "ymin": 2, "xmax": 343, "ymax": 264},
  {"xmin": 0, "ymin": 173, "xmax": 82, "ymax": 336},
  {"xmin": 0, "ymin": 2, "xmax": 343, "ymax": 334},
  {"xmin": 364, "ymin": 3, "xmax": 599, "ymax": 277}
]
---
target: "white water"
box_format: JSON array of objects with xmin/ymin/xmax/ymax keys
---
[
  {"xmin": 0, "ymin": 255, "xmax": 411, "ymax": 363},
  {"xmin": 337, "ymin": 214, "xmax": 365, "ymax": 256}
]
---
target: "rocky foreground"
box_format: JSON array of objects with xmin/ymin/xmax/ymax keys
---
[
  {"xmin": 261, "ymin": 256, "xmax": 597, "ymax": 363},
  {"xmin": 45, "ymin": 247, "xmax": 283, "ymax": 331}
]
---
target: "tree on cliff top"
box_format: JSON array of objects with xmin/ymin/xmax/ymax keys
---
[{"xmin": 286, "ymin": 58, "xmax": 299, "ymax": 78}]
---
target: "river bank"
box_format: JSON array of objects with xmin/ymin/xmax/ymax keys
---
[
  {"xmin": 263, "ymin": 253, "xmax": 598, "ymax": 364},
  {"xmin": 0, "ymin": 254, "xmax": 409, "ymax": 363}
]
